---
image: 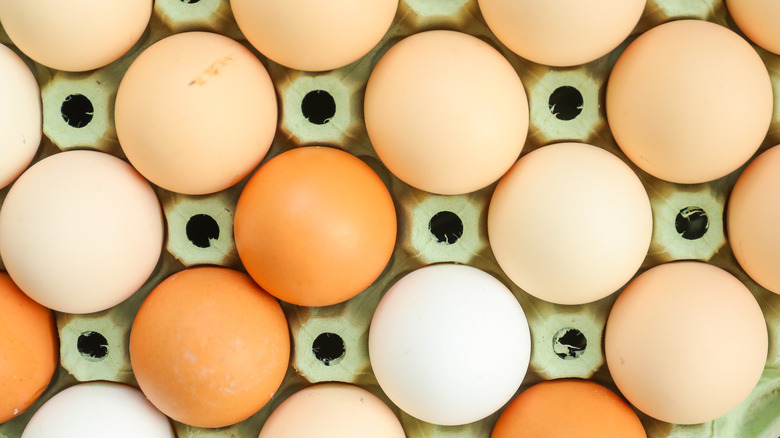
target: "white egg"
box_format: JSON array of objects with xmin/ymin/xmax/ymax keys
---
[
  {"xmin": 22, "ymin": 382, "xmax": 175, "ymax": 438},
  {"xmin": 368, "ymin": 264, "xmax": 531, "ymax": 426}
]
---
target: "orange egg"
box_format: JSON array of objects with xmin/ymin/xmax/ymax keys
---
[
  {"xmin": 234, "ymin": 146, "xmax": 397, "ymax": 307},
  {"xmin": 491, "ymin": 379, "xmax": 646, "ymax": 438},
  {"xmin": 0, "ymin": 272, "xmax": 58, "ymax": 423},
  {"xmin": 129, "ymin": 267, "xmax": 290, "ymax": 428}
]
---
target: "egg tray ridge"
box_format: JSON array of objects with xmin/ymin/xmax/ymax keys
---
[{"xmin": 0, "ymin": 0, "xmax": 779, "ymax": 437}]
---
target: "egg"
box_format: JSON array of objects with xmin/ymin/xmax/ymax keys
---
[
  {"xmin": 0, "ymin": 0, "xmax": 151, "ymax": 71},
  {"xmin": 605, "ymin": 261, "xmax": 768, "ymax": 424},
  {"xmin": 234, "ymin": 146, "xmax": 397, "ymax": 307},
  {"xmin": 231, "ymin": 0, "xmax": 397, "ymax": 71},
  {"xmin": 258, "ymin": 383, "xmax": 405, "ymax": 438},
  {"xmin": 478, "ymin": 0, "xmax": 646, "ymax": 66},
  {"xmin": 129, "ymin": 266, "xmax": 290, "ymax": 428},
  {"xmin": 606, "ymin": 20, "xmax": 773, "ymax": 184},
  {"xmin": 491, "ymin": 379, "xmax": 646, "ymax": 437},
  {"xmin": 0, "ymin": 44, "xmax": 41, "ymax": 191},
  {"xmin": 368, "ymin": 264, "xmax": 531, "ymax": 426},
  {"xmin": 726, "ymin": 0, "xmax": 780, "ymax": 55},
  {"xmin": 0, "ymin": 150, "xmax": 163, "ymax": 314},
  {"xmin": 115, "ymin": 31, "xmax": 277, "ymax": 195},
  {"xmin": 488, "ymin": 142, "xmax": 652, "ymax": 305},
  {"xmin": 0, "ymin": 273, "xmax": 57, "ymax": 423},
  {"xmin": 727, "ymin": 144, "xmax": 780, "ymax": 295},
  {"xmin": 364, "ymin": 30, "xmax": 529, "ymax": 195},
  {"xmin": 21, "ymin": 382, "xmax": 175, "ymax": 437}
]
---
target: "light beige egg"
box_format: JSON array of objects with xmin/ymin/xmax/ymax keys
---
[
  {"xmin": 488, "ymin": 142, "xmax": 652, "ymax": 305},
  {"xmin": 0, "ymin": 150, "xmax": 164, "ymax": 314},
  {"xmin": 0, "ymin": 44, "xmax": 40, "ymax": 190}
]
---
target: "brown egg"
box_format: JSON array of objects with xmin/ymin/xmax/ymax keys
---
[
  {"xmin": 364, "ymin": 30, "xmax": 528, "ymax": 195},
  {"xmin": 115, "ymin": 32, "xmax": 277, "ymax": 195},
  {"xmin": 234, "ymin": 146, "xmax": 397, "ymax": 307},
  {"xmin": 478, "ymin": 0, "xmax": 645, "ymax": 66},
  {"xmin": 129, "ymin": 267, "xmax": 290, "ymax": 428},
  {"xmin": 0, "ymin": 0, "xmax": 151, "ymax": 71},
  {"xmin": 605, "ymin": 261, "xmax": 768, "ymax": 424},
  {"xmin": 606, "ymin": 20, "xmax": 772, "ymax": 184},
  {"xmin": 727, "ymin": 144, "xmax": 780, "ymax": 294},
  {"xmin": 0, "ymin": 272, "xmax": 57, "ymax": 423},
  {"xmin": 492, "ymin": 379, "xmax": 646, "ymax": 438},
  {"xmin": 727, "ymin": 0, "xmax": 780, "ymax": 55},
  {"xmin": 231, "ymin": 0, "xmax": 397, "ymax": 71}
]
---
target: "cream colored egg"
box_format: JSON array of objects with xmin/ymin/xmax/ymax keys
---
[
  {"xmin": 0, "ymin": 44, "xmax": 41, "ymax": 190},
  {"xmin": 115, "ymin": 32, "xmax": 277, "ymax": 195},
  {"xmin": 231, "ymin": 0, "xmax": 398, "ymax": 71},
  {"xmin": 478, "ymin": 0, "xmax": 646, "ymax": 66},
  {"xmin": 0, "ymin": 150, "xmax": 164, "ymax": 314},
  {"xmin": 0, "ymin": 0, "xmax": 152, "ymax": 71},
  {"xmin": 365, "ymin": 30, "xmax": 528, "ymax": 195},
  {"xmin": 258, "ymin": 383, "xmax": 405, "ymax": 438},
  {"xmin": 606, "ymin": 20, "xmax": 772, "ymax": 184},
  {"xmin": 488, "ymin": 142, "xmax": 652, "ymax": 305},
  {"xmin": 727, "ymin": 0, "xmax": 780, "ymax": 55}
]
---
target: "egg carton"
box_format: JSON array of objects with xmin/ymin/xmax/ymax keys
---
[{"xmin": 1, "ymin": 0, "xmax": 779, "ymax": 437}]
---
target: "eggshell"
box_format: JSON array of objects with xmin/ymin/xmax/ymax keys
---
[
  {"xmin": 0, "ymin": 44, "xmax": 41, "ymax": 190},
  {"xmin": 115, "ymin": 31, "xmax": 277, "ymax": 195},
  {"xmin": 0, "ymin": 0, "xmax": 151, "ymax": 71},
  {"xmin": 231, "ymin": 0, "xmax": 397, "ymax": 71},
  {"xmin": 605, "ymin": 261, "xmax": 768, "ymax": 424},
  {"xmin": 368, "ymin": 264, "xmax": 531, "ymax": 426},
  {"xmin": 478, "ymin": 0, "xmax": 645, "ymax": 66},
  {"xmin": 234, "ymin": 146, "xmax": 397, "ymax": 307},
  {"xmin": 727, "ymin": 144, "xmax": 780, "ymax": 295},
  {"xmin": 606, "ymin": 20, "xmax": 772, "ymax": 184},
  {"xmin": 258, "ymin": 383, "xmax": 405, "ymax": 438},
  {"xmin": 0, "ymin": 150, "xmax": 164, "ymax": 314},
  {"xmin": 0, "ymin": 273, "xmax": 57, "ymax": 423},
  {"xmin": 21, "ymin": 382, "xmax": 175, "ymax": 438},
  {"xmin": 727, "ymin": 0, "xmax": 780, "ymax": 55},
  {"xmin": 488, "ymin": 142, "xmax": 652, "ymax": 305},
  {"xmin": 491, "ymin": 379, "xmax": 646, "ymax": 438},
  {"xmin": 129, "ymin": 266, "xmax": 290, "ymax": 428},
  {"xmin": 364, "ymin": 30, "xmax": 528, "ymax": 195}
]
